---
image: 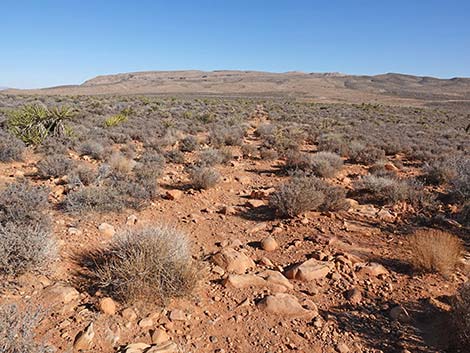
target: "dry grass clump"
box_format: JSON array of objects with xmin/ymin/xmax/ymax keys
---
[
  {"xmin": 348, "ymin": 141, "xmax": 385, "ymax": 165},
  {"xmin": 408, "ymin": 229, "xmax": 463, "ymax": 276},
  {"xmin": 79, "ymin": 225, "xmax": 199, "ymax": 305},
  {"xmin": 0, "ymin": 303, "xmax": 52, "ymax": 353},
  {"xmin": 269, "ymin": 176, "xmax": 347, "ymax": 217},
  {"xmin": 452, "ymin": 282, "xmax": 470, "ymax": 347},
  {"xmin": 309, "ymin": 151, "xmax": 343, "ymax": 178},
  {"xmin": 179, "ymin": 135, "xmax": 199, "ymax": 152},
  {"xmin": 188, "ymin": 165, "xmax": 220, "ymax": 190}
]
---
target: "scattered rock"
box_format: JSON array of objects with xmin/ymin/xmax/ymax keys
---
[
  {"xmin": 285, "ymin": 259, "xmax": 332, "ymax": 281},
  {"xmin": 212, "ymin": 248, "xmax": 255, "ymax": 274},
  {"xmin": 236, "ymin": 176, "xmax": 251, "ymax": 185},
  {"xmin": 384, "ymin": 162, "xmax": 399, "ymax": 171},
  {"xmin": 98, "ymin": 223, "xmax": 115, "ymax": 237},
  {"xmin": 122, "ymin": 308, "xmax": 138, "ymax": 322},
  {"xmin": 261, "ymin": 236, "xmax": 278, "ymax": 251},
  {"xmin": 151, "ymin": 328, "xmax": 170, "ymax": 345},
  {"xmin": 146, "ymin": 342, "xmax": 179, "ymax": 353},
  {"xmin": 73, "ymin": 322, "xmax": 94, "ymax": 351},
  {"xmin": 124, "ymin": 342, "xmax": 151, "ymax": 353},
  {"xmin": 138, "ymin": 317, "xmax": 154, "ymax": 328},
  {"xmin": 165, "ymin": 189, "xmax": 183, "ymax": 200},
  {"xmin": 377, "ymin": 208, "xmax": 396, "ymax": 222},
  {"xmin": 126, "ymin": 214, "xmax": 138, "ymax": 225},
  {"xmin": 257, "ymin": 293, "xmax": 311, "ymax": 316},
  {"xmin": 42, "ymin": 283, "xmax": 80, "ymax": 305},
  {"xmin": 68, "ymin": 227, "xmax": 82, "ymax": 236},
  {"xmin": 260, "ymin": 270, "xmax": 293, "ymax": 290},
  {"xmin": 344, "ymin": 288, "xmax": 362, "ymax": 304},
  {"xmin": 358, "ymin": 263, "xmax": 389, "ymax": 277},
  {"xmin": 169, "ymin": 309, "xmax": 186, "ymax": 321},
  {"xmin": 246, "ymin": 199, "xmax": 266, "ymax": 208},
  {"xmin": 99, "ymin": 297, "xmax": 117, "ymax": 315},
  {"xmin": 248, "ymin": 222, "xmax": 267, "ymax": 234}
]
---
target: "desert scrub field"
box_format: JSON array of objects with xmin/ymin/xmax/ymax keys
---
[{"xmin": 0, "ymin": 93, "xmax": 468, "ymax": 352}]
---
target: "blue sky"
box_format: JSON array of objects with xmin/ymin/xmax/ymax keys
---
[{"xmin": 1, "ymin": 0, "xmax": 469, "ymax": 88}]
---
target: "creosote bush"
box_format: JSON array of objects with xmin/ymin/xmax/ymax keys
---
[
  {"xmin": 79, "ymin": 226, "xmax": 198, "ymax": 304},
  {"xmin": 188, "ymin": 165, "xmax": 220, "ymax": 190},
  {"xmin": 285, "ymin": 151, "xmax": 343, "ymax": 178},
  {"xmin": 180, "ymin": 135, "xmax": 199, "ymax": 152},
  {"xmin": 0, "ymin": 131, "xmax": 25, "ymax": 162},
  {"xmin": 0, "ymin": 303, "xmax": 52, "ymax": 353},
  {"xmin": 0, "ymin": 180, "xmax": 55, "ymax": 276},
  {"xmin": 408, "ymin": 229, "xmax": 462, "ymax": 276},
  {"xmin": 269, "ymin": 176, "xmax": 347, "ymax": 218},
  {"xmin": 36, "ymin": 154, "xmax": 74, "ymax": 179}
]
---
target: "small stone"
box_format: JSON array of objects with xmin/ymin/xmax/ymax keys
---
[
  {"xmin": 98, "ymin": 223, "xmax": 115, "ymax": 237},
  {"xmin": 146, "ymin": 342, "xmax": 178, "ymax": 353},
  {"xmin": 99, "ymin": 297, "xmax": 117, "ymax": 315},
  {"xmin": 344, "ymin": 288, "xmax": 362, "ymax": 305},
  {"xmin": 165, "ymin": 190, "xmax": 183, "ymax": 200},
  {"xmin": 126, "ymin": 214, "xmax": 138, "ymax": 225},
  {"xmin": 336, "ymin": 343, "xmax": 350, "ymax": 353},
  {"xmin": 212, "ymin": 248, "xmax": 255, "ymax": 274},
  {"xmin": 261, "ymin": 236, "xmax": 278, "ymax": 251},
  {"xmin": 68, "ymin": 227, "xmax": 82, "ymax": 236},
  {"xmin": 384, "ymin": 162, "xmax": 398, "ymax": 171},
  {"xmin": 209, "ymin": 336, "xmax": 218, "ymax": 343},
  {"xmin": 257, "ymin": 293, "xmax": 311, "ymax": 316},
  {"xmin": 169, "ymin": 309, "xmax": 186, "ymax": 321},
  {"xmin": 125, "ymin": 342, "xmax": 151, "ymax": 352},
  {"xmin": 248, "ymin": 222, "xmax": 267, "ymax": 234},
  {"xmin": 358, "ymin": 263, "xmax": 389, "ymax": 277},
  {"xmin": 260, "ymin": 257, "xmax": 274, "ymax": 267},
  {"xmin": 121, "ymin": 308, "xmax": 138, "ymax": 322},
  {"xmin": 285, "ymin": 259, "xmax": 332, "ymax": 281},
  {"xmin": 42, "ymin": 283, "xmax": 80, "ymax": 304},
  {"xmin": 151, "ymin": 328, "xmax": 170, "ymax": 344},
  {"xmin": 246, "ymin": 199, "xmax": 265, "ymax": 208},
  {"xmin": 73, "ymin": 322, "xmax": 94, "ymax": 351},
  {"xmin": 138, "ymin": 317, "xmax": 154, "ymax": 328},
  {"xmin": 236, "ymin": 176, "xmax": 251, "ymax": 185}
]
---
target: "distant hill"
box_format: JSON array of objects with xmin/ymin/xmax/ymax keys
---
[{"xmin": 4, "ymin": 70, "xmax": 470, "ymax": 104}]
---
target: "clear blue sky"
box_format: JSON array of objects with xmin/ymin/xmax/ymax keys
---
[{"xmin": 1, "ymin": 0, "xmax": 469, "ymax": 88}]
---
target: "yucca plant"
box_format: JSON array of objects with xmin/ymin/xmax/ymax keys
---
[
  {"xmin": 104, "ymin": 113, "xmax": 128, "ymax": 127},
  {"xmin": 7, "ymin": 104, "xmax": 74, "ymax": 145}
]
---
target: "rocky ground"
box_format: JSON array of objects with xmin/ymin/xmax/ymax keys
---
[{"xmin": 0, "ymin": 104, "xmax": 468, "ymax": 353}]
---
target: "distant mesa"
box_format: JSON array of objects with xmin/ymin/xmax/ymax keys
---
[{"xmin": 2, "ymin": 70, "xmax": 470, "ymax": 104}]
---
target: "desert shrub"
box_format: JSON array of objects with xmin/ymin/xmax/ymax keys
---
[
  {"xmin": 164, "ymin": 149, "xmax": 185, "ymax": 164},
  {"xmin": 348, "ymin": 141, "xmax": 386, "ymax": 165},
  {"xmin": 260, "ymin": 147, "xmax": 278, "ymax": 161},
  {"xmin": 357, "ymin": 175, "xmax": 425, "ymax": 205},
  {"xmin": 218, "ymin": 146, "xmax": 233, "ymax": 164},
  {"xmin": 0, "ymin": 222, "xmax": 56, "ymax": 276},
  {"xmin": 136, "ymin": 150, "xmax": 166, "ymax": 176},
  {"xmin": 269, "ymin": 176, "xmax": 325, "ymax": 217},
  {"xmin": 254, "ymin": 123, "xmax": 277, "ymax": 139},
  {"xmin": 188, "ymin": 165, "xmax": 220, "ymax": 190},
  {"xmin": 0, "ymin": 303, "xmax": 52, "ymax": 353},
  {"xmin": 408, "ymin": 229, "xmax": 463, "ymax": 276},
  {"xmin": 450, "ymin": 156, "xmax": 470, "ymax": 200},
  {"xmin": 36, "ymin": 136, "xmax": 72, "ymax": 155},
  {"xmin": 269, "ymin": 175, "xmax": 348, "ymax": 218},
  {"xmin": 198, "ymin": 148, "xmax": 224, "ymax": 166},
  {"xmin": 317, "ymin": 133, "xmax": 349, "ymax": 157},
  {"xmin": 68, "ymin": 164, "xmax": 97, "ymax": 187},
  {"xmin": 241, "ymin": 144, "xmax": 258, "ymax": 158},
  {"xmin": 0, "ymin": 131, "xmax": 25, "ymax": 162},
  {"xmin": 77, "ymin": 140, "xmax": 107, "ymax": 160},
  {"xmin": 452, "ymin": 282, "xmax": 470, "ymax": 347},
  {"xmin": 0, "ymin": 180, "xmax": 49, "ymax": 226},
  {"xmin": 180, "ymin": 135, "xmax": 199, "ymax": 152},
  {"xmin": 209, "ymin": 125, "xmax": 244, "ymax": 147},
  {"xmin": 422, "ymin": 158, "xmax": 457, "ymax": 185},
  {"xmin": 309, "ymin": 152, "xmax": 343, "ymax": 178},
  {"xmin": 285, "ymin": 151, "xmax": 343, "ymax": 178},
  {"xmin": 79, "ymin": 225, "xmax": 198, "ymax": 304},
  {"xmin": 369, "ymin": 160, "xmax": 398, "ymax": 177},
  {"xmin": 36, "ymin": 154, "xmax": 74, "ymax": 179},
  {"xmin": 63, "ymin": 185, "xmax": 124, "ymax": 214},
  {"xmin": 7, "ymin": 104, "xmax": 74, "ymax": 145},
  {"xmin": 107, "ymin": 153, "xmax": 136, "ymax": 176}
]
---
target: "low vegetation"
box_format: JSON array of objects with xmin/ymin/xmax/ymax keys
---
[
  {"xmin": 79, "ymin": 226, "xmax": 198, "ymax": 304},
  {"xmin": 408, "ymin": 229, "xmax": 463, "ymax": 276}
]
